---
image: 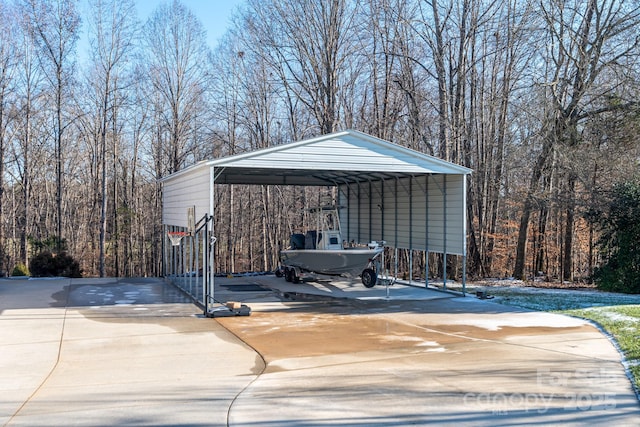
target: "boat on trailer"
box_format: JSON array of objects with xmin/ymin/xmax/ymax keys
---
[{"xmin": 278, "ymin": 206, "xmax": 385, "ymax": 287}]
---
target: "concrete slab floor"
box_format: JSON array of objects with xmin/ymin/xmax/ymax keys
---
[
  {"xmin": 1, "ymin": 276, "xmax": 639, "ymax": 426},
  {"xmin": 0, "ymin": 278, "xmax": 261, "ymax": 427},
  {"xmin": 217, "ymin": 275, "xmax": 640, "ymax": 426}
]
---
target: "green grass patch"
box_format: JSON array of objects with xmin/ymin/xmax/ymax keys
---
[
  {"xmin": 555, "ymin": 305, "xmax": 640, "ymax": 393},
  {"xmin": 631, "ymin": 366, "xmax": 640, "ymax": 392}
]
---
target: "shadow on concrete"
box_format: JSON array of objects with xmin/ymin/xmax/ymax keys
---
[{"xmin": 51, "ymin": 278, "xmax": 193, "ymax": 308}]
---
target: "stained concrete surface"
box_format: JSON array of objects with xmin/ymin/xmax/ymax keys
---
[
  {"xmin": 1, "ymin": 275, "xmax": 639, "ymax": 426},
  {"xmin": 220, "ymin": 274, "xmax": 640, "ymax": 425}
]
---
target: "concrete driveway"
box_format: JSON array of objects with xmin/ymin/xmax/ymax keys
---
[
  {"xmin": 1, "ymin": 276, "xmax": 639, "ymax": 426},
  {"xmin": 0, "ymin": 278, "xmax": 261, "ymax": 426}
]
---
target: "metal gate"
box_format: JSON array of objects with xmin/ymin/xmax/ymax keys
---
[{"xmin": 163, "ymin": 214, "xmax": 216, "ymax": 314}]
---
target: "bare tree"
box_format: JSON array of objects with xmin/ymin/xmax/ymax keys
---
[
  {"xmin": 12, "ymin": 4, "xmax": 46, "ymax": 269},
  {"xmin": 353, "ymin": 0, "xmax": 408, "ymax": 142},
  {"xmin": 143, "ymin": 0, "xmax": 210, "ymax": 175},
  {"xmin": 19, "ymin": 0, "xmax": 80, "ymax": 250},
  {"xmin": 3, "ymin": 0, "xmax": 640, "ymax": 281},
  {"xmin": 513, "ymin": 0, "xmax": 640, "ymax": 280},
  {"xmin": 140, "ymin": 0, "xmax": 210, "ymax": 276},
  {"xmin": 0, "ymin": 0, "xmax": 19, "ymax": 273},
  {"xmin": 86, "ymin": 0, "xmax": 137, "ymax": 276},
  {"xmin": 246, "ymin": 0, "xmax": 358, "ymax": 134},
  {"xmin": 465, "ymin": 0, "xmax": 533, "ymax": 277}
]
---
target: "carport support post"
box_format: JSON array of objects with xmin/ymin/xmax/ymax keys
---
[
  {"xmin": 462, "ymin": 175, "xmax": 468, "ymax": 296},
  {"xmin": 202, "ymin": 213, "xmax": 216, "ymax": 315},
  {"xmin": 357, "ymin": 182, "xmax": 361, "ymax": 242},
  {"xmin": 207, "ymin": 166, "xmax": 216, "ymax": 315},
  {"xmin": 394, "ymin": 178, "xmax": 398, "ymax": 279},
  {"xmin": 202, "ymin": 216, "xmax": 209, "ymax": 314},
  {"xmin": 188, "ymin": 230, "xmax": 193, "ymax": 294},
  {"xmin": 369, "ymin": 180, "xmax": 373, "ymax": 241},
  {"xmin": 172, "ymin": 227, "xmax": 179, "ymax": 278},
  {"xmin": 394, "ymin": 248, "xmax": 398, "ymax": 280},
  {"xmin": 409, "ymin": 177, "xmax": 413, "ymax": 284},
  {"xmin": 443, "ymin": 253, "xmax": 447, "ymax": 290},
  {"xmin": 425, "ymin": 175, "xmax": 429, "ymax": 288},
  {"xmin": 462, "ymin": 255, "xmax": 467, "ymax": 296},
  {"xmin": 443, "ymin": 177, "xmax": 447, "ymax": 290},
  {"xmin": 162, "ymin": 224, "xmax": 167, "ymax": 277}
]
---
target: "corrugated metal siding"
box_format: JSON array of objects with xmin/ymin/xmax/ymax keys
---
[
  {"xmin": 339, "ymin": 174, "xmax": 466, "ymax": 255},
  {"xmin": 162, "ymin": 166, "xmax": 210, "ymax": 228}
]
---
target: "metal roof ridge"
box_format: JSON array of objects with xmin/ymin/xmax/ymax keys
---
[{"xmin": 204, "ymin": 129, "xmax": 354, "ymax": 167}]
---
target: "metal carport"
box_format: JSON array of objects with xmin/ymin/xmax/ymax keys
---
[{"xmin": 160, "ymin": 129, "xmax": 472, "ymax": 313}]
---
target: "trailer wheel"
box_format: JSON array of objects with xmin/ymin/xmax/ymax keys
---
[
  {"xmin": 275, "ymin": 267, "xmax": 284, "ymax": 278},
  {"xmin": 284, "ymin": 267, "xmax": 293, "ymax": 282},
  {"xmin": 291, "ymin": 269, "xmax": 300, "ymax": 284},
  {"xmin": 361, "ymin": 268, "xmax": 377, "ymax": 288}
]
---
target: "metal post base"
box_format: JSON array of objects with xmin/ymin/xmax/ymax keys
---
[{"xmin": 205, "ymin": 304, "xmax": 251, "ymax": 318}]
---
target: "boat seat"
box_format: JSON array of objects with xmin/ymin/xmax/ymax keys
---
[
  {"xmin": 290, "ymin": 233, "xmax": 305, "ymax": 249},
  {"xmin": 305, "ymin": 231, "xmax": 318, "ymax": 249}
]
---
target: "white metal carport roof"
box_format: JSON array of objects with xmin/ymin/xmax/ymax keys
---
[
  {"xmin": 163, "ymin": 129, "xmax": 471, "ymax": 187},
  {"xmin": 161, "ymin": 130, "xmax": 472, "ymax": 311}
]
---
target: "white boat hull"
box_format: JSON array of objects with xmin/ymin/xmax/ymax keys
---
[{"xmin": 280, "ymin": 247, "xmax": 383, "ymax": 277}]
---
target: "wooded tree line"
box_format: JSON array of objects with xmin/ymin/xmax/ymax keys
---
[{"xmin": 0, "ymin": 0, "xmax": 639, "ymax": 281}]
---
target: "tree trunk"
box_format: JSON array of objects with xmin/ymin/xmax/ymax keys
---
[
  {"xmin": 0, "ymin": 81, "xmax": 5, "ymax": 272},
  {"xmin": 430, "ymin": 1, "xmax": 450, "ymax": 160},
  {"xmin": 562, "ymin": 174, "xmax": 576, "ymax": 281},
  {"xmin": 513, "ymin": 136, "xmax": 554, "ymax": 279}
]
